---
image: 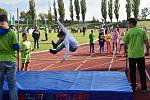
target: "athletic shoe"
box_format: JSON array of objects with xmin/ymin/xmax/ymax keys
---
[
  {"xmin": 130, "ymin": 83, "xmax": 137, "ymax": 92},
  {"xmin": 49, "ymin": 49, "xmax": 57, "ymax": 54},
  {"xmin": 51, "ymin": 40, "xmax": 57, "ymax": 49},
  {"xmin": 141, "ymin": 88, "xmax": 150, "ymax": 93}
]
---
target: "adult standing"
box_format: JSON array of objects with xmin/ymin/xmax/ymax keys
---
[
  {"xmin": 82, "ymin": 26, "xmax": 86, "ymax": 36},
  {"xmin": 124, "ymin": 18, "xmax": 149, "ymax": 92},
  {"xmin": 32, "ymin": 27, "xmax": 40, "ymax": 49},
  {"xmin": 44, "ymin": 26, "xmax": 49, "ymax": 41},
  {"xmin": 0, "ymin": 14, "xmax": 19, "ymax": 100}
]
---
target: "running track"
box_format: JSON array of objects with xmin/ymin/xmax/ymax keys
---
[
  {"xmin": 28, "ymin": 44, "xmax": 150, "ymax": 100},
  {"xmin": 27, "ymin": 30, "xmax": 150, "ymax": 100}
]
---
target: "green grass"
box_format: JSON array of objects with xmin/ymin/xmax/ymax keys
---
[
  {"xmin": 138, "ymin": 21, "xmax": 150, "ymax": 28},
  {"xmin": 19, "ymin": 21, "xmax": 150, "ymax": 52},
  {"xmin": 21, "ymin": 29, "xmax": 99, "ymax": 52}
]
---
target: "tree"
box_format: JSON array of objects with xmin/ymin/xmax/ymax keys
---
[
  {"xmin": 0, "ymin": 8, "xmax": 7, "ymax": 15},
  {"xmin": 20, "ymin": 11, "xmax": 32, "ymax": 25},
  {"xmin": 39, "ymin": 13, "xmax": 47, "ymax": 26},
  {"xmin": 53, "ymin": 0, "xmax": 57, "ymax": 23},
  {"xmin": 58, "ymin": 0, "xmax": 65, "ymax": 21},
  {"xmin": 114, "ymin": 0, "xmax": 120, "ymax": 22},
  {"xmin": 108, "ymin": 0, "xmax": 113, "ymax": 22},
  {"xmin": 48, "ymin": 6, "xmax": 53, "ymax": 25},
  {"xmin": 126, "ymin": 0, "xmax": 131, "ymax": 20},
  {"xmin": 141, "ymin": 7, "xmax": 150, "ymax": 19},
  {"xmin": 69, "ymin": 0, "xmax": 74, "ymax": 22},
  {"xmin": 29, "ymin": 0, "xmax": 36, "ymax": 25},
  {"xmin": 132, "ymin": 0, "xmax": 140, "ymax": 19},
  {"xmin": 101, "ymin": 0, "xmax": 107, "ymax": 22},
  {"xmin": 80, "ymin": 0, "xmax": 87, "ymax": 23},
  {"xmin": 20, "ymin": 11, "xmax": 27, "ymax": 21},
  {"xmin": 74, "ymin": 0, "xmax": 80, "ymax": 22},
  {"xmin": 91, "ymin": 16, "xmax": 97, "ymax": 23}
]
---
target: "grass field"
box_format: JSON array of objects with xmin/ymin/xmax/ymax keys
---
[
  {"xmin": 22, "ymin": 29, "xmax": 100, "ymax": 51},
  {"xmin": 138, "ymin": 21, "xmax": 150, "ymax": 28},
  {"xmin": 19, "ymin": 21, "xmax": 150, "ymax": 52}
]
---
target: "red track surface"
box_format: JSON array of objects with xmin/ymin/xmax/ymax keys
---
[{"xmin": 27, "ymin": 30, "xmax": 150, "ymax": 100}]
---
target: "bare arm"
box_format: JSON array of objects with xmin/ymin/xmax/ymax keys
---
[{"xmin": 145, "ymin": 40, "xmax": 149, "ymax": 56}]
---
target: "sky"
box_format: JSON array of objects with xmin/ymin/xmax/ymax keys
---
[{"xmin": 0, "ymin": 0, "xmax": 150, "ymax": 22}]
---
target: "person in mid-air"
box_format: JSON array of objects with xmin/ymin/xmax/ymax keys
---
[{"xmin": 50, "ymin": 20, "xmax": 78, "ymax": 61}]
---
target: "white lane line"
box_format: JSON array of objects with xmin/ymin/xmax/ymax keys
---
[
  {"xmin": 145, "ymin": 69, "xmax": 150, "ymax": 81},
  {"xmin": 74, "ymin": 46, "xmax": 102, "ymax": 71},
  {"xmin": 44, "ymin": 61, "xmax": 82, "ymax": 70},
  {"xmin": 74, "ymin": 60, "xmax": 87, "ymax": 71},
  {"xmin": 41, "ymin": 61, "xmax": 60, "ymax": 71},
  {"xmin": 41, "ymin": 45, "xmax": 88, "ymax": 71},
  {"xmin": 145, "ymin": 60, "xmax": 150, "ymax": 81},
  {"xmin": 82, "ymin": 58, "xmax": 125, "ymax": 70},
  {"xmin": 117, "ymin": 59, "xmax": 150, "ymax": 81},
  {"xmin": 108, "ymin": 52, "xmax": 116, "ymax": 71}
]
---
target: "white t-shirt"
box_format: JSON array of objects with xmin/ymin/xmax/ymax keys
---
[
  {"xmin": 119, "ymin": 36, "xmax": 125, "ymax": 45},
  {"xmin": 57, "ymin": 20, "xmax": 78, "ymax": 59}
]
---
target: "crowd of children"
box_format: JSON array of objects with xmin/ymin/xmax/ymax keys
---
[{"xmin": 89, "ymin": 26, "xmax": 125, "ymax": 55}]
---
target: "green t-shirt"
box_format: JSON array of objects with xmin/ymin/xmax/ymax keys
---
[
  {"xmin": 0, "ymin": 30, "xmax": 18, "ymax": 62},
  {"xmin": 20, "ymin": 40, "xmax": 32, "ymax": 63},
  {"xmin": 89, "ymin": 33, "xmax": 95, "ymax": 43},
  {"xmin": 124, "ymin": 27, "xmax": 148, "ymax": 58}
]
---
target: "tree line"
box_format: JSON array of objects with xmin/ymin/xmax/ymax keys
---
[
  {"xmin": 0, "ymin": 0, "xmax": 150, "ymax": 26},
  {"xmin": 19, "ymin": 0, "xmax": 87, "ymax": 26},
  {"xmin": 102, "ymin": 0, "xmax": 141, "ymax": 22}
]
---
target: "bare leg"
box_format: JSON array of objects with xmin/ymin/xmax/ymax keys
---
[
  {"xmin": 24, "ymin": 62, "xmax": 29, "ymax": 71},
  {"xmin": 20, "ymin": 63, "xmax": 24, "ymax": 71}
]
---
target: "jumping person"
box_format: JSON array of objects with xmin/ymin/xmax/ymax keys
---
[{"xmin": 49, "ymin": 20, "xmax": 78, "ymax": 61}]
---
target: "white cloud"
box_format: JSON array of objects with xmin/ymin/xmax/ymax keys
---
[
  {"xmin": 0, "ymin": 0, "xmax": 150, "ymax": 21},
  {"xmin": 0, "ymin": 0, "xmax": 22, "ymax": 5}
]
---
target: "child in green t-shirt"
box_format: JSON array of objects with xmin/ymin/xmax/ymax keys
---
[
  {"xmin": 20, "ymin": 32, "xmax": 33, "ymax": 71},
  {"xmin": 89, "ymin": 30, "xmax": 95, "ymax": 53}
]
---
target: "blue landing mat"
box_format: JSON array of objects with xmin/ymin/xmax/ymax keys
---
[{"xmin": 4, "ymin": 71, "xmax": 133, "ymax": 100}]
